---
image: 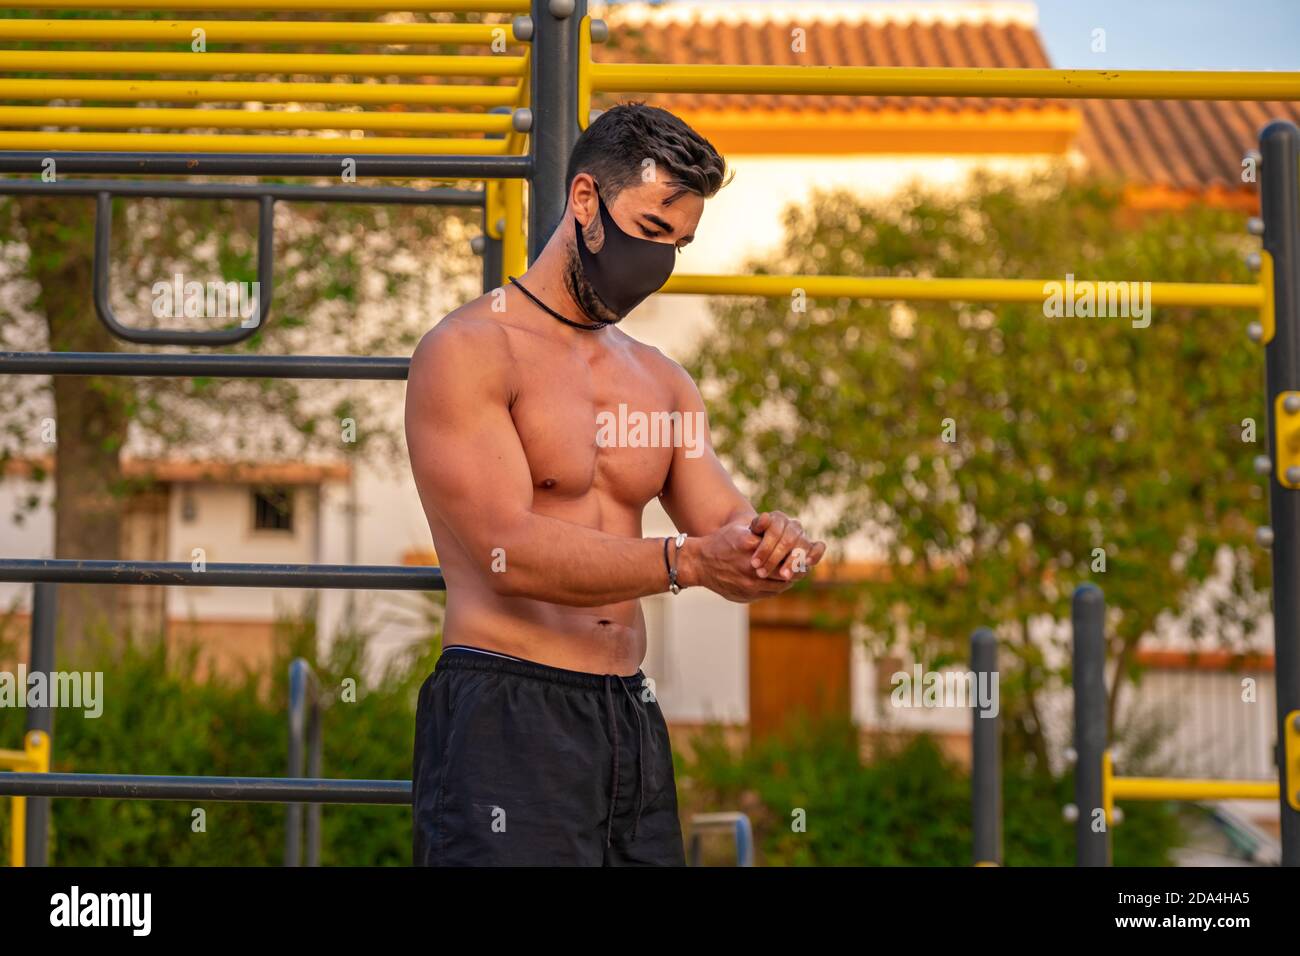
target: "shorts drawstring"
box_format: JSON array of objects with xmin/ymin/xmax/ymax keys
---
[
  {"xmin": 619, "ymin": 677, "xmax": 647, "ymax": 841},
  {"xmin": 603, "ymin": 676, "xmax": 620, "ymax": 847},
  {"xmin": 602, "ymin": 674, "xmax": 647, "ymax": 846}
]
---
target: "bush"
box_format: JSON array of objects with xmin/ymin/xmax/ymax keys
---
[
  {"xmin": 0, "ymin": 613, "xmax": 440, "ymax": 866},
  {"xmin": 678, "ymin": 718, "xmax": 1184, "ymax": 866}
]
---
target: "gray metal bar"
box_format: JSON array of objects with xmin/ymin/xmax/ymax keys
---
[
  {"xmin": 0, "ymin": 152, "xmax": 532, "ymax": 179},
  {"xmin": 1260, "ymin": 119, "xmax": 1300, "ymax": 866},
  {"xmin": 527, "ymin": 0, "xmax": 586, "ymax": 260},
  {"xmin": 481, "ymin": 105, "xmax": 507, "ymax": 291},
  {"xmin": 970, "ymin": 627, "xmax": 1001, "ymax": 866},
  {"xmin": 286, "ymin": 661, "xmax": 306, "ymax": 866},
  {"xmin": 1072, "ymin": 583, "xmax": 1110, "ymax": 866},
  {"xmin": 22, "ymin": 583, "xmax": 56, "ymax": 867},
  {"xmin": 93, "ymin": 190, "xmax": 274, "ymax": 346},
  {"xmin": 0, "ymin": 772, "xmax": 409, "ymax": 805},
  {"xmin": 307, "ymin": 693, "xmax": 323, "ymax": 866},
  {"xmin": 482, "ymin": 215, "xmax": 503, "ymax": 293},
  {"xmin": 285, "ymin": 658, "xmax": 325, "ymax": 867},
  {"xmin": 0, "ymin": 352, "xmax": 409, "ymax": 380},
  {"xmin": 0, "ymin": 559, "xmax": 443, "ymax": 590},
  {"xmin": 0, "ymin": 179, "xmax": 483, "ymax": 206}
]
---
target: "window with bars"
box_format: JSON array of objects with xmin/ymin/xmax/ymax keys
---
[{"xmin": 252, "ymin": 487, "xmax": 294, "ymax": 533}]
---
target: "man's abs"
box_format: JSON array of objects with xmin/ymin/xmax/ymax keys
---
[{"xmin": 439, "ymin": 580, "xmax": 647, "ymax": 676}]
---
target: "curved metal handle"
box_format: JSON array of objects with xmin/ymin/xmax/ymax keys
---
[{"xmin": 93, "ymin": 190, "xmax": 274, "ymax": 346}]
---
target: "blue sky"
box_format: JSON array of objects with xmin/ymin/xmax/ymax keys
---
[
  {"xmin": 1031, "ymin": 0, "xmax": 1300, "ymax": 70},
  {"xmin": 618, "ymin": 1, "xmax": 1300, "ymax": 70}
]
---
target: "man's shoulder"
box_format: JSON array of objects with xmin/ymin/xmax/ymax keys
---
[
  {"xmin": 409, "ymin": 295, "xmax": 515, "ymax": 388},
  {"xmin": 618, "ymin": 332, "xmax": 696, "ymax": 392},
  {"xmin": 413, "ymin": 296, "xmax": 512, "ymax": 361}
]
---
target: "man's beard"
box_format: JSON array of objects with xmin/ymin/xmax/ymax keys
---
[{"xmin": 563, "ymin": 223, "xmax": 622, "ymax": 326}]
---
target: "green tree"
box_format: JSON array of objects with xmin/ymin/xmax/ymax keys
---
[{"xmin": 689, "ymin": 171, "xmax": 1268, "ymax": 766}]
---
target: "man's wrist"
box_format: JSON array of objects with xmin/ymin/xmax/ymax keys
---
[{"xmin": 674, "ymin": 535, "xmax": 699, "ymax": 590}]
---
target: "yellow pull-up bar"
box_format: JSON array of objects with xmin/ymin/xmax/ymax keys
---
[
  {"xmin": 0, "ymin": 19, "xmax": 521, "ymax": 45},
  {"xmin": 590, "ymin": 64, "xmax": 1300, "ymax": 102},
  {"xmin": 660, "ymin": 275, "xmax": 1264, "ymax": 310}
]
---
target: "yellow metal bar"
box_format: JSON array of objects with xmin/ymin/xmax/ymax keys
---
[
  {"xmin": 0, "ymin": 20, "xmax": 520, "ymax": 45},
  {"xmin": 10, "ymin": 791, "xmax": 22, "ymax": 867},
  {"xmin": 4, "ymin": 1, "xmax": 529, "ymax": 10},
  {"xmin": 0, "ymin": 50, "xmax": 527, "ymax": 78},
  {"xmin": 3, "ymin": 731, "xmax": 49, "ymax": 868},
  {"xmin": 1274, "ymin": 392, "xmax": 1300, "ymax": 489},
  {"xmin": 0, "ymin": 105, "xmax": 513, "ymax": 134},
  {"xmin": 577, "ymin": 14, "xmax": 592, "ymax": 130},
  {"xmin": 500, "ymin": 175, "xmax": 527, "ymax": 282},
  {"xmin": 1261, "ymin": 250, "xmax": 1276, "ymax": 344},
  {"xmin": 0, "ymin": 131, "xmax": 510, "ymax": 154},
  {"xmin": 0, "ymin": 77, "xmax": 521, "ymax": 108},
  {"xmin": 485, "ymin": 178, "xmax": 505, "ymax": 240},
  {"xmin": 1111, "ymin": 775, "xmax": 1279, "ymax": 802},
  {"xmin": 662, "ymin": 274, "xmax": 1264, "ymax": 309},
  {"xmin": 1287, "ymin": 710, "xmax": 1300, "ymax": 812},
  {"xmin": 1102, "ymin": 749, "xmax": 1115, "ymax": 826},
  {"xmin": 590, "ymin": 63, "xmax": 1300, "ymax": 102}
]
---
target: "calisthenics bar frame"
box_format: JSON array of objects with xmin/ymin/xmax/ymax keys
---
[
  {"xmin": 2, "ymin": 0, "xmax": 1300, "ymax": 868},
  {"xmin": 1072, "ymin": 583, "xmax": 1300, "ymax": 867}
]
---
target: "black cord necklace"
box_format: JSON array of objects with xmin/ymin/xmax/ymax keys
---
[{"xmin": 508, "ymin": 276, "xmax": 610, "ymax": 331}]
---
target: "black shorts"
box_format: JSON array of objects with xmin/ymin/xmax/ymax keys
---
[{"xmin": 412, "ymin": 648, "xmax": 685, "ymax": 866}]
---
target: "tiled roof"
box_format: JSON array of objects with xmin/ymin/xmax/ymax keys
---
[
  {"xmin": 1071, "ymin": 98, "xmax": 1300, "ymax": 192},
  {"xmin": 594, "ymin": 1, "xmax": 1300, "ymax": 192},
  {"xmin": 595, "ymin": 1, "xmax": 1055, "ymax": 115}
]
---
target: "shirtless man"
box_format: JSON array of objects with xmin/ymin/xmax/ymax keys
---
[{"xmin": 405, "ymin": 104, "xmax": 826, "ymax": 866}]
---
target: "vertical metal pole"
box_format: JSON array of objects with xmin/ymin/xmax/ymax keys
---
[
  {"xmin": 970, "ymin": 627, "xmax": 1001, "ymax": 865},
  {"xmin": 482, "ymin": 210, "xmax": 503, "ymax": 294},
  {"xmin": 481, "ymin": 106, "xmax": 508, "ymax": 292},
  {"xmin": 23, "ymin": 582, "xmax": 55, "ymax": 867},
  {"xmin": 306, "ymin": 695, "xmax": 322, "ymax": 867},
  {"xmin": 1072, "ymin": 584, "xmax": 1110, "ymax": 866},
  {"xmin": 1260, "ymin": 120, "xmax": 1300, "ymax": 866},
  {"xmin": 285, "ymin": 659, "xmax": 305, "ymax": 867},
  {"xmin": 528, "ymin": 0, "xmax": 586, "ymax": 261}
]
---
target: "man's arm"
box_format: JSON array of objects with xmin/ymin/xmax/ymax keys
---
[
  {"xmin": 405, "ymin": 317, "xmax": 672, "ymax": 607},
  {"xmin": 658, "ymin": 361, "xmax": 826, "ymax": 583},
  {"xmin": 656, "ymin": 362, "xmax": 756, "ymax": 535}
]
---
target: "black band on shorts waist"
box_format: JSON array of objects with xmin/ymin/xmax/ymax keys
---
[{"xmin": 435, "ymin": 648, "xmax": 645, "ymax": 690}]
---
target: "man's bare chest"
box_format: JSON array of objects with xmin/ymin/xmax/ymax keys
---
[{"xmin": 509, "ymin": 349, "xmax": 678, "ymax": 507}]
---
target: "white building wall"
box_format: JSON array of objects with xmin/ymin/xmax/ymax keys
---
[
  {"xmin": 165, "ymin": 482, "xmax": 319, "ymax": 625},
  {"xmin": 0, "ymin": 474, "xmax": 53, "ymax": 612}
]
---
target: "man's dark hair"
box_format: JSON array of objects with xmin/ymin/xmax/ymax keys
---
[{"xmin": 565, "ymin": 102, "xmax": 730, "ymax": 204}]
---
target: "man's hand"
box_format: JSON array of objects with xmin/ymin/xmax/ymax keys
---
[
  {"xmin": 677, "ymin": 524, "xmax": 794, "ymax": 603},
  {"xmin": 748, "ymin": 511, "xmax": 826, "ymax": 582}
]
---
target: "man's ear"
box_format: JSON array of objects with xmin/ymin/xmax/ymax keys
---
[{"xmin": 570, "ymin": 173, "xmax": 599, "ymax": 228}]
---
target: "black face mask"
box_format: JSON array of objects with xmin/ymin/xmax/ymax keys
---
[{"xmin": 575, "ymin": 182, "xmax": 678, "ymax": 319}]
